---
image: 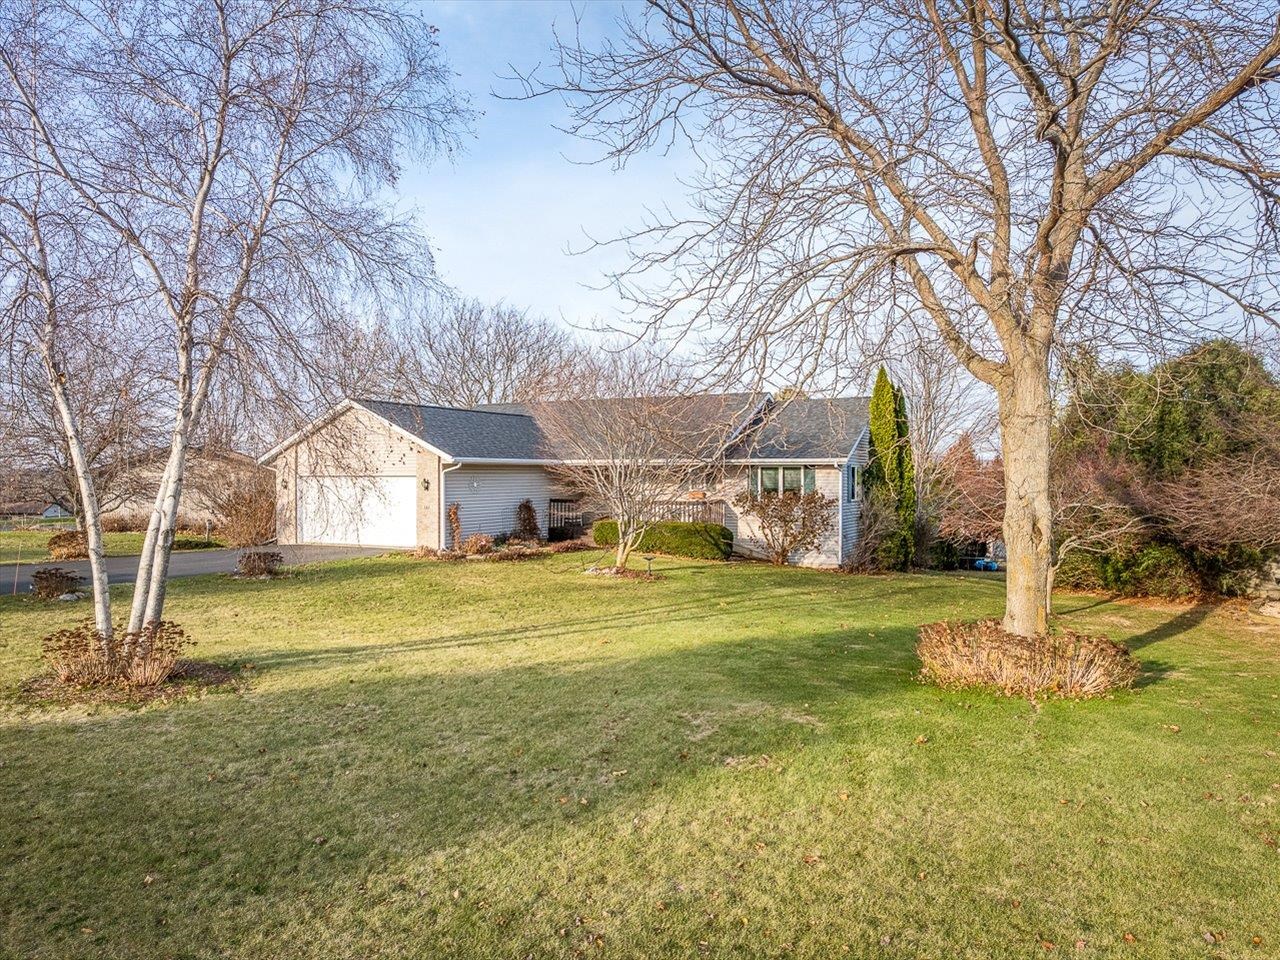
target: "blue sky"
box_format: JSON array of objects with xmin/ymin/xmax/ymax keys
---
[{"xmin": 405, "ymin": 1, "xmax": 693, "ymax": 334}]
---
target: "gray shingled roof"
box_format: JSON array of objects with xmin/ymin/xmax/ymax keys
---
[
  {"xmin": 472, "ymin": 393, "xmax": 767, "ymax": 459},
  {"xmin": 726, "ymin": 396, "xmax": 870, "ymax": 460},
  {"xmin": 354, "ymin": 399, "xmax": 548, "ymax": 461},
  {"xmin": 349, "ymin": 393, "xmax": 865, "ymax": 463}
]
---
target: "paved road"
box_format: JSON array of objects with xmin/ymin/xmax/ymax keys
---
[{"xmin": 2, "ymin": 544, "xmax": 388, "ymax": 595}]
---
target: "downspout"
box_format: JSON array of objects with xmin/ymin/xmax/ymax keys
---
[
  {"xmin": 440, "ymin": 461, "xmax": 462, "ymax": 549},
  {"xmin": 834, "ymin": 459, "xmax": 845, "ymax": 566}
]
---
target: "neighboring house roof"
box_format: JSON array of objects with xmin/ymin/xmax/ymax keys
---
[
  {"xmin": 1, "ymin": 500, "xmax": 52, "ymax": 516},
  {"xmin": 258, "ymin": 393, "xmax": 868, "ymax": 466},
  {"xmin": 726, "ymin": 396, "xmax": 870, "ymax": 461},
  {"xmin": 355, "ymin": 399, "xmax": 547, "ymax": 462}
]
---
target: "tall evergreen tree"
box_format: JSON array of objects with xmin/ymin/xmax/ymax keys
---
[
  {"xmin": 867, "ymin": 366, "xmax": 896, "ymax": 489},
  {"xmin": 867, "ymin": 366, "xmax": 915, "ymax": 570}
]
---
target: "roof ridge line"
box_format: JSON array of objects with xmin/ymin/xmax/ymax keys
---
[{"xmin": 353, "ymin": 397, "xmax": 535, "ymax": 420}]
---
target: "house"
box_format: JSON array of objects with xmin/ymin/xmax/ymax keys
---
[
  {"xmin": 258, "ymin": 393, "xmax": 870, "ymax": 567},
  {"xmin": 0, "ymin": 500, "xmax": 72, "ymax": 521},
  {"xmin": 102, "ymin": 449, "xmax": 271, "ymax": 528}
]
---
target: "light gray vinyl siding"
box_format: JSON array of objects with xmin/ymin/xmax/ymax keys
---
[
  {"xmin": 839, "ymin": 429, "xmax": 870, "ymax": 564},
  {"xmin": 443, "ymin": 464, "xmax": 553, "ymax": 545}
]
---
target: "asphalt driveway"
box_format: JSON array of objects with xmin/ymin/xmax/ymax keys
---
[{"xmin": 1, "ymin": 544, "xmax": 389, "ymax": 595}]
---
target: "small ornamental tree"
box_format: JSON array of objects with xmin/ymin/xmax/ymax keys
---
[
  {"xmin": 733, "ymin": 490, "xmax": 835, "ymax": 565},
  {"xmin": 533, "ymin": 351, "xmax": 733, "ymax": 572}
]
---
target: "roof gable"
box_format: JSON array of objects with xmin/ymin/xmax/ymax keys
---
[
  {"xmin": 354, "ymin": 399, "xmax": 548, "ymax": 462},
  {"xmin": 727, "ymin": 396, "xmax": 870, "ymax": 461}
]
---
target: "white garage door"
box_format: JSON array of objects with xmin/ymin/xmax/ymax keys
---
[{"xmin": 297, "ymin": 475, "xmax": 417, "ymax": 547}]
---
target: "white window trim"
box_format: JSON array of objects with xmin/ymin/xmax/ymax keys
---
[{"xmin": 750, "ymin": 465, "xmax": 817, "ymax": 496}]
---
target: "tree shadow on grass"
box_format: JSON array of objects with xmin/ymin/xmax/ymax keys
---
[
  {"xmin": 1119, "ymin": 603, "xmax": 1217, "ymax": 652},
  {"xmin": 2, "ymin": 564, "xmax": 1196, "ymax": 959},
  {"xmin": 0, "ymin": 620, "xmax": 927, "ymax": 958}
]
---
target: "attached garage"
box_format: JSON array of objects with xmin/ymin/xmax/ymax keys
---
[
  {"xmin": 261, "ymin": 398, "xmax": 554, "ymax": 552},
  {"xmin": 296, "ymin": 475, "xmax": 417, "ymax": 547}
]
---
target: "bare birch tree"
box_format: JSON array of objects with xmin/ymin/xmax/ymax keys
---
[
  {"xmin": 1, "ymin": 340, "xmax": 164, "ymax": 523},
  {"xmin": 1, "ymin": 0, "xmax": 466, "ymax": 634},
  {"xmin": 0, "ymin": 161, "xmax": 129, "ymax": 638},
  {"xmin": 538, "ymin": 0, "xmax": 1280, "ymax": 636}
]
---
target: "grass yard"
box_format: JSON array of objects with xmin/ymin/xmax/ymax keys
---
[
  {"xmin": 0, "ymin": 529, "xmax": 224, "ymax": 563},
  {"xmin": 0, "ymin": 554, "xmax": 1277, "ymax": 959}
]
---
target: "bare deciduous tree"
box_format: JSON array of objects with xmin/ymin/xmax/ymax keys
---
[
  {"xmin": 532, "ymin": 352, "xmax": 733, "ymax": 570},
  {"xmin": 408, "ymin": 299, "xmax": 581, "ymax": 407},
  {"xmin": 2, "ymin": 340, "xmax": 165, "ymax": 521},
  {"xmin": 0, "ymin": 113, "xmax": 141, "ymax": 637},
  {"xmin": 1, "ymin": 0, "xmax": 466, "ymax": 639},
  {"xmin": 540, "ymin": 0, "xmax": 1280, "ymax": 636}
]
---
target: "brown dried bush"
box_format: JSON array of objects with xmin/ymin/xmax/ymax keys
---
[
  {"xmin": 237, "ymin": 551, "xmax": 284, "ymax": 577},
  {"xmin": 101, "ymin": 513, "xmax": 146, "ymax": 532},
  {"xmin": 42, "ymin": 620, "xmax": 190, "ymax": 688},
  {"xmin": 732, "ymin": 490, "xmax": 834, "ymax": 565},
  {"xmin": 47, "ymin": 530, "xmax": 88, "ymax": 560},
  {"xmin": 515, "ymin": 498, "xmax": 540, "ymax": 541},
  {"xmin": 543, "ymin": 540, "xmax": 590, "ymax": 554},
  {"xmin": 213, "ymin": 475, "xmax": 276, "ymax": 547},
  {"xmin": 31, "ymin": 567, "xmax": 83, "ymax": 599},
  {"xmin": 461, "ymin": 533, "xmax": 494, "ymax": 556},
  {"xmin": 447, "ymin": 502, "xmax": 462, "ymax": 549},
  {"xmin": 917, "ymin": 619, "xmax": 1140, "ymax": 699}
]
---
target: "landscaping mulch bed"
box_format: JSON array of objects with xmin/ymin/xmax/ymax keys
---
[
  {"xmin": 18, "ymin": 659, "xmax": 244, "ymax": 708},
  {"xmin": 410, "ymin": 541, "xmax": 591, "ymax": 563}
]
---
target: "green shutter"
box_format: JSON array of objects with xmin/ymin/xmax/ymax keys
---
[
  {"xmin": 749, "ymin": 467, "xmax": 759, "ymax": 497},
  {"xmin": 803, "ymin": 466, "xmax": 815, "ymax": 493}
]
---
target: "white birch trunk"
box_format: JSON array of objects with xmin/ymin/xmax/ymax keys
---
[
  {"xmin": 141, "ymin": 437, "xmax": 191, "ymax": 625},
  {"xmin": 125, "ymin": 460, "xmax": 171, "ymax": 633},
  {"xmin": 45, "ymin": 367, "xmax": 113, "ymax": 642}
]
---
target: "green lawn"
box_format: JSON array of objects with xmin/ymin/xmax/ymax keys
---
[
  {"xmin": 0, "ymin": 529, "xmax": 223, "ymax": 563},
  {"xmin": 1, "ymin": 555, "xmax": 1277, "ymax": 959}
]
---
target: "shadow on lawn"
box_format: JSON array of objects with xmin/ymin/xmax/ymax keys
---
[
  {"xmin": 219, "ymin": 576, "xmax": 945, "ymax": 675},
  {"xmin": 0, "ymin": 618, "xmax": 926, "ymax": 956},
  {"xmin": 5, "ymin": 561, "xmax": 1191, "ymax": 957},
  {"xmin": 1121, "ymin": 603, "xmax": 1217, "ymax": 652}
]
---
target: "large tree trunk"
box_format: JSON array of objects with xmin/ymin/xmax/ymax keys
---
[{"xmin": 997, "ymin": 355, "xmax": 1054, "ymax": 637}]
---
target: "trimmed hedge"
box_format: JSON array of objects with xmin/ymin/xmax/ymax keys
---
[{"xmin": 592, "ymin": 519, "xmax": 733, "ymax": 561}]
